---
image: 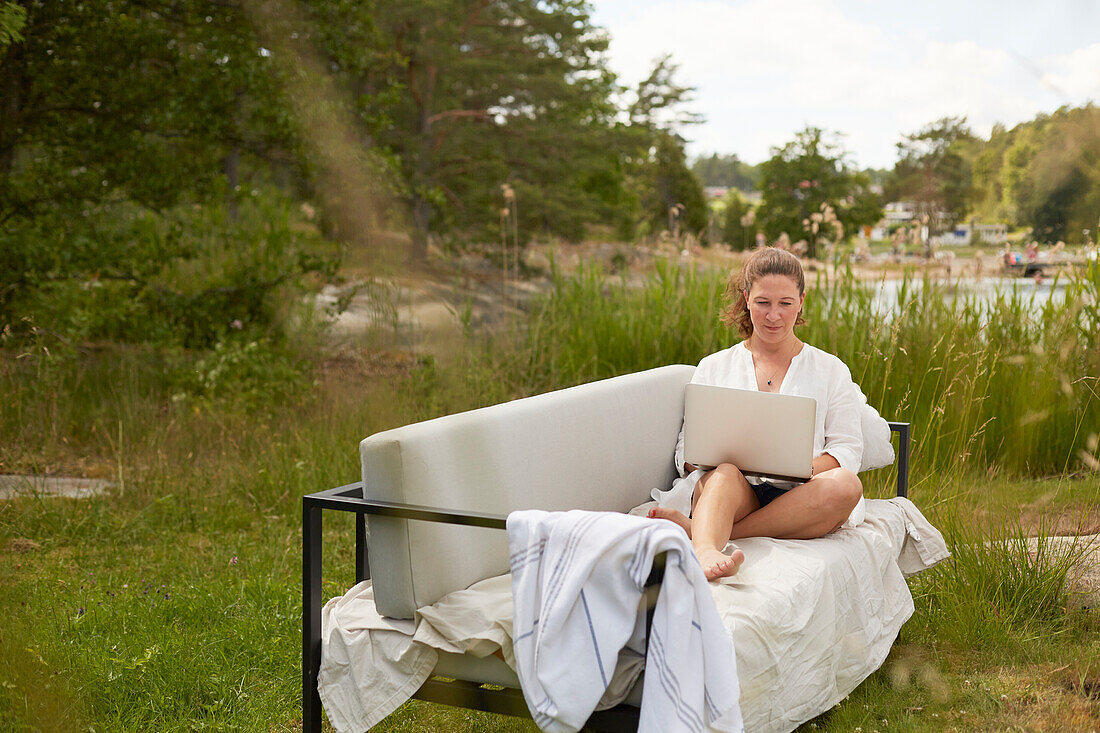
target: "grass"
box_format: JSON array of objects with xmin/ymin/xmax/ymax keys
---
[{"xmin": 2, "ymin": 259, "xmax": 1100, "ymax": 730}]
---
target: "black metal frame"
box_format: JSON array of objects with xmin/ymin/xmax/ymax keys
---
[
  {"xmin": 886, "ymin": 422, "xmax": 910, "ymax": 498},
  {"xmin": 303, "ymin": 423, "xmax": 911, "ymax": 731}
]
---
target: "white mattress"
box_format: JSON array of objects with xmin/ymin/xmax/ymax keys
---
[{"xmin": 318, "ymin": 497, "xmax": 948, "ymax": 733}]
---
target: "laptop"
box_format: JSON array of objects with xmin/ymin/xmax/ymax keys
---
[{"xmin": 683, "ymin": 383, "xmax": 816, "ymax": 482}]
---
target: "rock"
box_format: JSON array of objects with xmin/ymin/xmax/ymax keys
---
[
  {"xmin": 522, "ymin": 248, "xmax": 552, "ymax": 273},
  {"xmin": 0, "ymin": 475, "xmax": 111, "ymax": 500}
]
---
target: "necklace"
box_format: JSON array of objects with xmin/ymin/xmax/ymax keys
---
[{"xmin": 751, "ymin": 339, "xmax": 797, "ymax": 389}]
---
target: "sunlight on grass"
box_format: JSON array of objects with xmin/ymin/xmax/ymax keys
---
[{"xmin": 2, "ymin": 262, "xmax": 1099, "ymax": 730}]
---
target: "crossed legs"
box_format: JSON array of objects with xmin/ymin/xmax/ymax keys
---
[{"xmin": 648, "ymin": 463, "xmax": 863, "ymax": 580}]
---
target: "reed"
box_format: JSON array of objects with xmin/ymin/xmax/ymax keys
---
[
  {"xmin": 509, "ymin": 259, "xmax": 1100, "ymax": 485},
  {"xmin": 2, "ymin": 258, "xmax": 1099, "ymax": 730}
]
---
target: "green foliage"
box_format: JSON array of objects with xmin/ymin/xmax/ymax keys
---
[
  {"xmin": 620, "ymin": 55, "xmax": 707, "ymax": 240},
  {"xmin": 692, "ymin": 152, "xmax": 760, "ymax": 192},
  {"xmin": 913, "ymin": 513, "xmax": 1082, "ymax": 650},
  {"xmin": 756, "ymin": 127, "xmax": 882, "ymax": 258},
  {"xmin": 3, "ymin": 0, "xmax": 708, "ymax": 282},
  {"xmin": 516, "ymin": 259, "xmax": 730, "ymax": 390},
  {"xmin": 0, "ymin": 2, "xmax": 345, "ymax": 351},
  {"xmin": 1003, "ymin": 107, "xmax": 1100, "ymax": 243},
  {"xmin": 954, "ymin": 105, "xmax": 1100, "ymax": 243},
  {"xmin": 174, "ymin": 337, "xmax": 315, "ymax": 411},
  {"xmin": 321, "ymin": 0, "xmax": 628, "ymax": 252},
  {"xmin": 639, "ymin": 131, "xmax": 708, "ymax": 237},
  {"xmin": 0, "ymin": 1, "xmax": 25, "ymax": 51},
  {"xmin": 886, "ymin": 116, "xmax": 976, "ymax": 238},
  {"xmin": 721, "ymin": 192, "xmax": 755, "ymax": 251},
  {"xmin": 1, "ymin": 194, "xmax": 337, "ymax": 349},
  {"xmin": 0, "ymin": 1, "xmax": 303, "ymax": 226}
]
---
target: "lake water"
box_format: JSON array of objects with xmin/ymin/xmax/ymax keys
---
[{"xmin": 863, "ymin": 275, "xmax": 1075, "ymax": 317}]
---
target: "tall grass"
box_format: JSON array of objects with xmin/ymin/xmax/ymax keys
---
[
  {"xmin": 508, "ymin": 258, "xmax": 1100, "ymax": 484},
  {"xmin": 2, "ymin": 256, "xmax": 1099, "ymax": 730},
  {"xmin": 909, "ymin": 503, "xmax": 1091, "ymax": 651},
  {"xmin": 518, "ymin": 258, "xmax": 733, "ymax": 389}
]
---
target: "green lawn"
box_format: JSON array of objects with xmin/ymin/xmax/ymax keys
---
[{"xmin": 2, "ymin": 261, "xmax": 1098, "ymax": 731}]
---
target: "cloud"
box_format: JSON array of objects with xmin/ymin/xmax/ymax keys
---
[
  {"xmin": 596, "ymin": 0, "xmax": 1100, "ymax": 168},
  {"xmin": 1043, "ymin": 42, "xmax": 1100, "ymax": 102}
]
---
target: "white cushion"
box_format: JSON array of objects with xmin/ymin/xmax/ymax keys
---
[
  {"xmin": 860, "ymin": 401, "xmax": 895, "ymax": 472},
  {"xmin": 361, "ymin": 364, "xmax": 695, "ymax": 618}
]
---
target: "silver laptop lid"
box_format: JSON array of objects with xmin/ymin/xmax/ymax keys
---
[{"xmin": 683, "ymin": 383, "xmax": 816, "ymax": 482}]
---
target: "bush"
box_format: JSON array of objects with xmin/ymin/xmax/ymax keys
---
[
  {"xmin": 0, "ymin": 192, "xmax": 339, "ymax": 349},
  {"xmin": 171, "ymin": 336, "xmax": 315, "ymax": 412}
]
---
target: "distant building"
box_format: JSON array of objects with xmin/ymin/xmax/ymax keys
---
[
  {"xmin": 869, "ymin": 202, "xmax": 996, "ymax": 243},
  {"xmin": 931, "ymin": 222, "xmax": 1008, "ymax": 246},
  {"xmin": 868, "ymin": 202, "xmax": 916, "ymax": 239},
  {"xmin": 883, "ymin": 201, "xmax": 916, "ymax": 224}
]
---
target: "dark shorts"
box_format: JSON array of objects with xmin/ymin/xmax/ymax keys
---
[
  {"xmin": 750, "ymin": 481, "xmax": 789, "ymax": 508},
  {"xmin": 689, "ymin": 477, "xmax": 791, "ymax": 517}
]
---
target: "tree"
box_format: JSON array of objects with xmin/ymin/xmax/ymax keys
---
[
  {"xmin": 756, "ymin": 127, "xmax": 880, "ymax": 259},
  {"xmin": 0, "ymin": 2, "xmax": 330, "ymax": 345},
  {"xmin": 721, "ymin": 191, "xmax": 754, "ymax": 251},
  {"xmin": 0, "ymin": 1, "xmax": 24, "ymax": 53},
  {"xmin": 1002, "ymin": 106, "xmax": 1100, "ymax": 242},
  {"xmin": 332, "ymin": 0, "xmax": 624, "ymax": 258},
  {"xmin": 886, "ymin": 116, "xmax": 975, "ymax": 238},
  {"xmin": 692, "ymin": 153, "xmax": 759, "ymax": 192},
  {"xmin": 622, "ymin": 54, "xmax": 707, "ymax": 240},
  {"xmin": 966, "ymin": 105, "xmax": 1100, "ymax": 243},
  {"xmin": 0, "ymin": 1, "xmax": 303, "ymax": 227},
  {"xmin": 639, "ymin": 130, "xmax": 707, "ymax": 237}
]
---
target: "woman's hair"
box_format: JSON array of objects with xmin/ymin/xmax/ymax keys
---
[{"xmin": 719, "ymin": 247, "xmax": 806, "ymax": 338}]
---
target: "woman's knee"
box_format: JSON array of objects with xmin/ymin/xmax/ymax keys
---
[
  {"xmin": 822, "ymin": 468, "xmax": 862, "ymax": 513},
  {"xmin": 712, "ymin": 463, "xmax": 746, "ymax": 485},
  {"xmin": 693, "ymin": 463, "xmax": 751, "ymax": 508}
]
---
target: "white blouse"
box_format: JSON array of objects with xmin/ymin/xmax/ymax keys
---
[
  {"xmin": 654, "ymin": 341, "xmax": 868, "ymax": 526},
  {"xmin": 675, "ymin": 341, "xmax": 864, "ymax": 481}
]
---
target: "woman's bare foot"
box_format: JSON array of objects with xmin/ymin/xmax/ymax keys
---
[
  {"xmin": 647, "ymin": 506, "xmax": 692, "ymax": 537},
  {"xmin": 694, "ymin": 546, "xmax": 745, "ymax": 581}
]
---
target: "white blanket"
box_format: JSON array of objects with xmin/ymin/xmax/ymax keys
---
[
  {"xmin": 508, "ymin": 509, "xmax": 744, "ymax": 733},
  {"xmin": 317, "ymin": 497, "xmax": 948, "ymax": 733}
]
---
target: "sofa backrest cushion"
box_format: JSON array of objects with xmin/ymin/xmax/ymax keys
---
[{"xmin": 361, "ymin": 364, "xmax": 695, "ymax": 618}]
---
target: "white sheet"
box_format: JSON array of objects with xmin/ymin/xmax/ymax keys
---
[
  {"xmin": 317, "ymin": 497, "xmax": 948, "ymax": 733},
  {"xmin": 507, "ymin": 509, "xmax": 743, "ymax": 733}
]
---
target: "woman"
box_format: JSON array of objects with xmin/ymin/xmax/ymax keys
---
[{"xmin": 649, "ymin": 247, "xmax": 865, "ymax": 581}]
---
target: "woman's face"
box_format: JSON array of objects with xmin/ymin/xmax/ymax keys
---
[{"xmin": 745, "ymin": 274, "xmax": 804, "ymax": 344}]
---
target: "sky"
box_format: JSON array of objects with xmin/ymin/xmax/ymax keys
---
[{"xmin": 588, "ymin": 0, "xmax": 1100, "ymax": 169}]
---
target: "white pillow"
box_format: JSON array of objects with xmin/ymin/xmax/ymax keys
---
[{"xmin": 859, "ymin": 400, "xmax": 895, "ymax": 472}]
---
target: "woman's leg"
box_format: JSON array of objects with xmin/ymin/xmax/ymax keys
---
[
  {"xmin": 729, "ymin": 467, "xmax": 862, "ymax": 540},
  {"xmin": 651, "ymin": 463, "xmax": 757, "ymax": 580}
]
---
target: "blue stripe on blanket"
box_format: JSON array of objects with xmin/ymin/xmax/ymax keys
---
[
  {"xmin": 533, "ymin": 703, "xmax": 555, "ymax": 730},
  {"xmin": 509, "ymin": 537, "xmax": 547, "ymax": 571},
  {"xmin": 580, "ymin": 588, "xmax": 609, "ymax": 687},
  {"xmin": 704, "ymin": 686, "xmax": 722, "ymax": 722},
  {"xmin": 513, "ymin": 617, "xmax": 539, "ymax": 644},
  {"xmin": 543, "ymin": 513, "xmax": 601, "ymax": 616},
  {"xmin": 649, "ymin": 626, "xmax": 706, "ymax": 731}
]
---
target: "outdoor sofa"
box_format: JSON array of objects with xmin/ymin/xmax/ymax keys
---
[{"xmin": 302, "ymin": 364, "xmax": 948, "ymax": 732}]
